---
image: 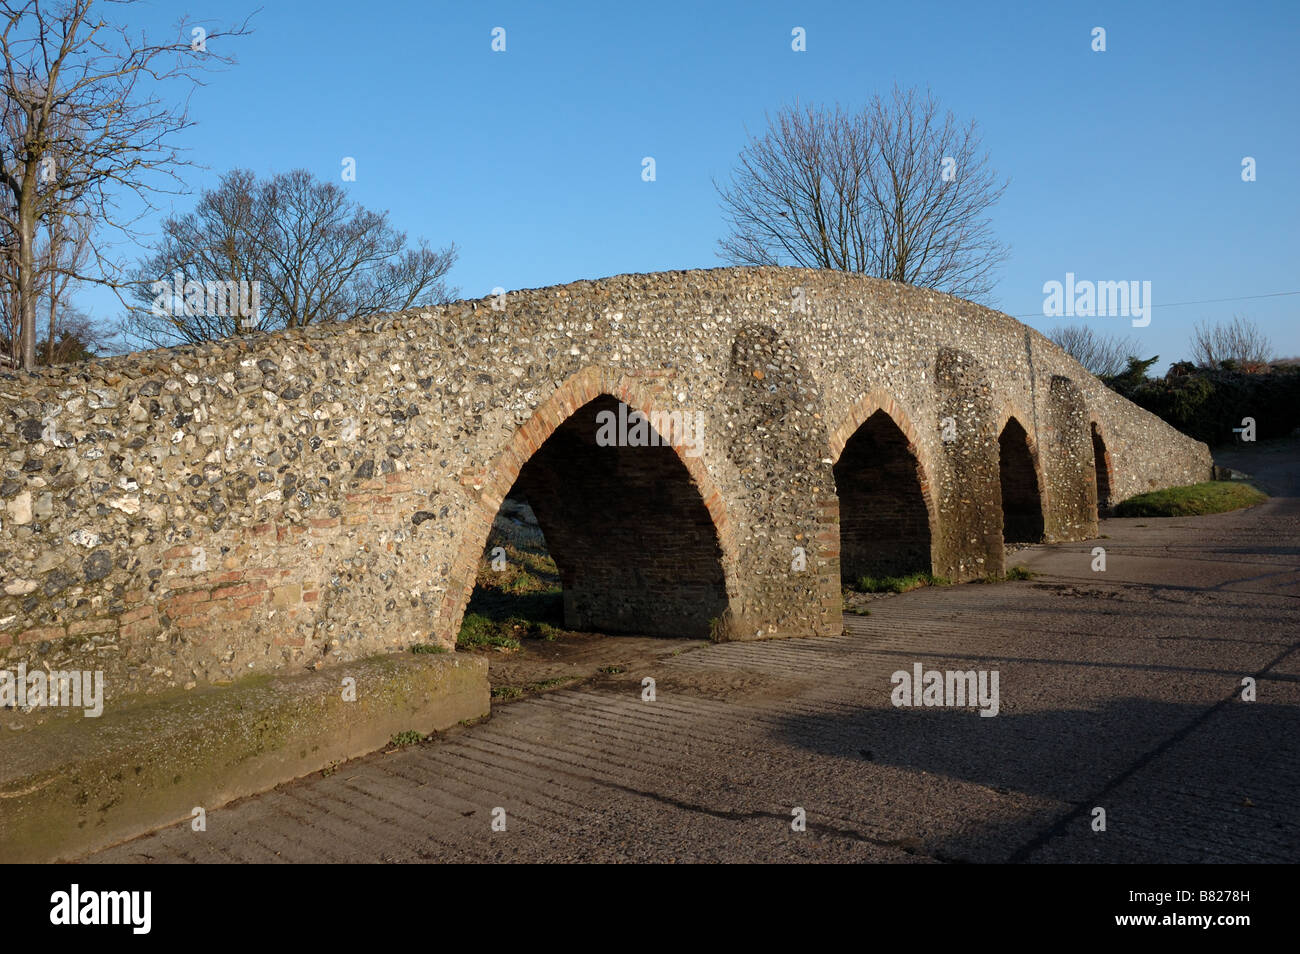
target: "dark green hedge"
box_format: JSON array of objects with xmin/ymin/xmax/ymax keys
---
[{"xmin": 1106, "ymin": 362, "xmax": 1300, "ymax": 446}]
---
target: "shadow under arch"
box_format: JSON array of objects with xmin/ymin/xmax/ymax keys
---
[
  {"xmin": 1090, "ymin": 420, "xmax": 1114, "ymax": 514},
  {"xmin": 996, "ymin": 410, "xmax": 1046, "ymax": 544},
  {"xmin": 830, "ymin": 391, "xmax": 937, "ymax": 581},
  {"xmin": 448, "ymin": 367, "xmax": 737, "ymax": 640}
]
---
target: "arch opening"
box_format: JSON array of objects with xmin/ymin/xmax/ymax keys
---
[
  {"xmin": 470, "ymin": 395, "xmax": 728, "ymax": 639},
  {"xmin": 998, "ymin": 418, "xmax": 1045, "ymax": 544},
  {"xmin": 833, "ymin": 409, "xmax": 933, "ymax": 583},
  {"xmin": 1091, "ymin": 423, "xmax": 1112, "ymax": 515}
]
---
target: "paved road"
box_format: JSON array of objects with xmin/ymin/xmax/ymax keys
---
[{"xmin": 90, "ymin": 442, "xmax": 1300, "ymax": 863}]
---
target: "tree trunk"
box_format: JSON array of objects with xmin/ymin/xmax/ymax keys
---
[
  {"xmin": 47, "ymin": 222, "xmax": 60, "ymax": 364},
  {"xmin": 18, "ymin": 209, "xmax": 36, "ymax": 370}
]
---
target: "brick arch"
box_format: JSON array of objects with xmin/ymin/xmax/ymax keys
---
[
  {"xmin": 995, "ymin": 404, "xmax": 1035, "ymax": 448},
  {"xmin": 995, "ymin": 407, "xmax": 1047, "ymax": 544},
  {"xmin": 443, "ymin": 365, "xmax": 738, "ymax": 638},
  {"xmin": 830, "ymin": 389, "xmax": 937, "ymax": 519},
  {"xmin": 829, "ymin": 390, "xmax": 925, "ymax": 464},
  {"xmin": 994, "ymin": 403, "xmax": 1047, "ymax": 484},
  {"xmin": 829, "ymin": 389, "xmax": 938, "ymax": 577}
]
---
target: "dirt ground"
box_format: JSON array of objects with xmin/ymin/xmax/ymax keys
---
[{"xmin": 469, "ymin": 630, "xmax": 711, "ymax": 700}]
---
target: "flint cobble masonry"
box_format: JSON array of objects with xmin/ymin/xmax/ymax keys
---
[{"xmin": 0, "ymin": 267, "xmax": 1210, "ymax": 710}]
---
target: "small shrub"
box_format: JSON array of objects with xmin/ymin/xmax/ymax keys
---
[{"xmin": 707, "ymin": 616, "xmax": 728, "ymax": 642}]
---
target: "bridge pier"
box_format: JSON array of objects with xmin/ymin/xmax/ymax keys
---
[{"xmin": 1041, "ymin": 375, "xmax": 1100, "ymax": 541}]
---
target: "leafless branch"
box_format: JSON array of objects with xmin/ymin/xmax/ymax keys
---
[
  {"xmin": 715, "ymin": 85, "xmax": 1009, "ymax": 304},
  {"xmin": 0, "ymin": 0, "xmax": 254, "ymax": 368},
  {"xmin": 121, "ymin": 167, "xmax": 458, "ymax": 348}
]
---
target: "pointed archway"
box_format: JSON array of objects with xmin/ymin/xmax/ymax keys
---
[
  {"xmin": 455, "ymin": 373, "xmax": 734, "ymax": 641},
  {"xmin": 1092, "ymin": 422, "xmax": 1113, "ymax": 515},
  {"xmin": 509, "ymin": 395, "xmax": 727, "ymax": 636},
  {"xmin": 998, "ymin": 417, "xmax": 1044, "ymax": 544},
  {"xmin": 833, "ymin": 408, "xmax": 934, "ymax": 582}
]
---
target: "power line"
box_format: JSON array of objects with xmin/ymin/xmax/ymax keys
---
[{"xmin": 1015, "ymin": 289, "xmax": 1300, "ymax": 321}]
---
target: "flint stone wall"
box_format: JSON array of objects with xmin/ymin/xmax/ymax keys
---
[{"xmin": 0, "ymin": 267, "xmax": 1211, "ymax": 710}]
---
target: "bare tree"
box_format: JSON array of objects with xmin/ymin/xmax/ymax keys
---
[
  {"xmin": 39, "ymin": 206, "xmax": 92, "ymax": 362},
  {"xmin": 0, "ymin": 298, "xmax": 106, "ymax": 363},
  {"xmin": 0, "ymin": 0, "xmax": 252, "ymax": 369},
  {"xmin": 1048, "ymin": 323, "xmax": 1142, "ymax": 378},
  {"xmin": 123, "ymin": 167, "xmax": 459, "ymax": 347},
  {"xmin": 716, "ymin": 86, "xmax": 1009, "ymax": 303},
  {"xmin": 0, "ymin": 216, "xmax": 17, "ymax": 365},
  {"xmin": 0, "ymin": 193, "xmax": 94, "ymax": 364},
  {"xmin": 1190, "ymin": 316, "xmax": 1274, "ymax": 368}
]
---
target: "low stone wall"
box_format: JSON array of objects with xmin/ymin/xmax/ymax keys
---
[{"xmin": 0, "ymin": 651, "xmax": 488, "ymax": 862}]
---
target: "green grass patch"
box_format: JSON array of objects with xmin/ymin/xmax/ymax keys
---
[
  {"xmin": 707, "ymin": 616, "xmax": 730, "ymax": 642},
  {"xmin": 477, "ymin": 543, "xmax": 561, "ymax": 593},
  {"xmin": 457, "ymin": 606, "xmax": 570, "ymax": 652},
  {"xmin": 410, "ymin": 642, "xmax": 447, "ymax": 654},
  {"xmin": 1114, "ymin": 481, "xmax": 1266, "ymax": 518},
  {"xmin": 531, "ymin": 622, "xmax": 561, "ymax": 641},
  {"xmin": 500, "ymin": 566, "xmax": 561, "ymax": 595},
  {"xmin": 529, "ymin": 676, "xmax": 574, "ymax": 691},
  {"xmin": 975, "ymin": 565, "xmax": 1035, "ymax": 583},
  {"xmin": 851, "ymin": 571, "xmax": 951, "ymax": 594},
  {"xmin": 598, "ymin": 665, "xmax": 626, "ymax": 675},
  {"xmin": 457, "ymin": 613, "xmax": 523, "ymax": 651},
  {"xmin": 491, "ymin": 676, "xmax": 574, "ymax": 703},
  {"xmin": 389, "ymin": 730, "xmax": 424, "ymax": 747}
]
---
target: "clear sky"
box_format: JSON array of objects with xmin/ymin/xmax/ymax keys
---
[{"xmin": 87, "ymin": 0, "xmax": 1300, "ymax": 364}]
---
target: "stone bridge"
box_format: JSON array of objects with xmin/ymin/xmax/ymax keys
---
[{"xmin": 1, "ymin": 267, "xmax": 1211, "ymax": 703}]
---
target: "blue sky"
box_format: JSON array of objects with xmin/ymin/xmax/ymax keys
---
[{"xmin": 90, "ymin": 0, "xmax": 1300, "ymax": 363}]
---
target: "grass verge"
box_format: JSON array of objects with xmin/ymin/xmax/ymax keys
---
[{"xmin": 1114, "ymin": 481, "xmax": 1266, "ymax": 517}]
